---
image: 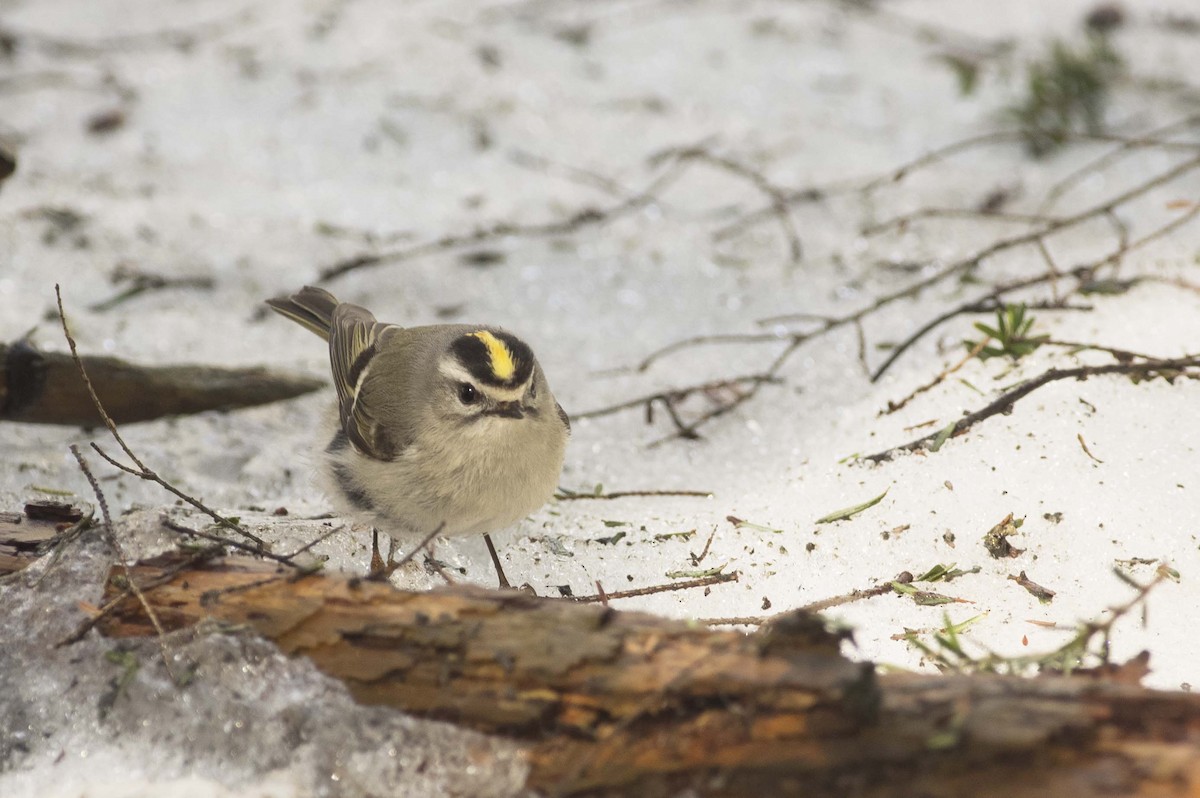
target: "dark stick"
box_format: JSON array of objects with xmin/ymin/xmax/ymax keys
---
[
  {"xmin": 871, "ymin": 200, "xmax": 1200, "ymax": 382},
  {"xmin": 89, "ymin": 443, "xmax": 267, "ymax": 549},
  {"xmin": 864, "ymin": 357, "xmax": 1200, "ymax": 463},
  {"xmin": 160, "ymin": 516, "xmax": 317, "ymax": 569},
  {"xmin": 557, "ymin": 489, "xmax": 713, "ymax": 500},
  {"xmin": 641, "ymin": 153, "xmax": 1200, "ymax": 390},
  {"xmin": 54, "ymin": 284, "xmax": 268, "ymax": 550},
  {"xmin": 667, "ymin": 146, "xmax": 803, "ymax": 263},
  {"xmin": 574, "ymin": 374, "xmax": 776, "ymax": 420},
  {"xmin": 318, "ymin": 160, "xmax": 688, "ymax": 282},
  {"xmin": 571, "ymin": 570, "xmax": 738, "ymax": 603},
  {"xmin": 57, "ymin": 545, "xmax": 226, "ymax": 647},
  {"xmin": 1039, "ymin": 114, "xmax": 1200, "ymax": 213}
]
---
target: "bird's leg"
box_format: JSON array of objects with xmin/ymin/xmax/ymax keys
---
[
  {"xmin": 369, "ymin": 528, "xmax": 385, "ymax": 574},
  {"xmin": 483, "ymin": 532, "xmax": 512, "ymax": 589},
  {"xmin": 367, "ymin": 528, "xmax": 401, "ymax": 580},
  {"xmin": 386, "ymin": 534, "xmax": 398, "ymax": 569}
]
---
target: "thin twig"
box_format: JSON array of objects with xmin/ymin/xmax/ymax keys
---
[
  {"xmin": 55, "ymin": 284, "xmax": 268, "ymax": 550},
  {"xmin": 507, "ymin": 148, "xmax": 629, "ymax": 197},
  {"xmin": 637, "ymin": 334, "xmax": 792, "ymax": 372},
  {"xmin": 853, "ymin": 318, "xmax": 870, "ymax": 379},
  {"xmin": 69, "ymin": 446, "xmax": 179, "ymax": 682},
  {"xmin": 728, "ymin": 128, "xmax": 1199, "ymax": 239},
  {"xmin": 90, "ymin": 443, "xmax": 268, "ymax": 549},
  {"xmin": 57, "ymin": 544, "xmax": 226, "ymax": 647},
  {"xmin": 88, "ymin": 270, "xmax": 215, "ymax": 313},
  {"xmin": 691, "ymin": 529, "xmax": 716, "ymax": 566},
  {"xmin": 862, "ymin": 207, "xmax": 1067, "ymax": 237},
  {"xmin": 604, "ymin": 150, "xmax": 1200, "ymax": 442},
  {"xmin": 665, "ymin": 146, "xmax": 803, "ymax": 263},
  {"xmin": 1042, "ymin": 339, "xmax": 1159, "ymax": 362},
  {"xmin": 68, "ymin": 444, "xmax": 113, "ymax": 547},
  {"xmin": 397, "ymin": 523, "xmax": 446, "ymax": 569},
  {"xmin": 701, "ymin": 615, "xmax": 766, "ymax": 626},
  {"xmin": 871, "ymin": 293, "xmax": 1046, "ymax": 383},
  {"xmin": 570, "ymin": 570, "xmax": 737, "ymax": 603},
  {"xmin": 870, "ymin": 197, "xmax": 1200, "ymax": 382},
  {"xmin": 648, "ymin": 335, "xmax": 804, "ymax": 445},
  {"xmin": 1034, "ymin": 237, "xmax": 1062, "ymax": 302},
  {"xmin": 574, "ymin": 374, "xmax": 776, "ymax": 420},
  {"xmin": 556, "ymin": 489, "xmax": 713, "ymax": 500},
  {"xmin": 1061, "ymin": 568, "xmax": 1172, "ymax": 670},
  {"xmin": 797, "ymin": 583, "xmax": 897, "ymax": 613},
  {"xmin": 647, "ymin": 153, "xmax": 1200, "ymax": 383},
  {"xmin": 881, "ymin": 336, "xmax": 991, "ymax": 415},
  {"xmin": 754, "ymin": 310, "xmax": 836, "ymax": 328},
  {"xmin": 1039, "ymin": 114, "xmax": 1200, "ymax": 214},
  {"xmin": 160, "ymin": 516, "xmax": 319, "ymax": 569},
  {"xmin": 864, "ymin": 357, "xmax": 1200, "ymax": 462},
  {"xmin": 318, "ymin": 159, "xmax": 689, "ymax": 281},
  {"xmin": 283, "ymin": 525, "xmax": 345, "ymax": 558},
  {"xmin": 14, "ymin": 10, "xmax": 249, "ymax": 57}
]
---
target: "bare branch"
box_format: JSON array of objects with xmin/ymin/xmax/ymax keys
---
[
  {"xmin": 864, "ymin": 357, "xmax": 1200, "ymax": 462},
  {"xmin": 318, "ymin": 159, "xmax": 689, "ymax": 281}
]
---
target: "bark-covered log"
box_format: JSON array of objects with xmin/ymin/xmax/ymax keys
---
[
  {"xmin": 0, "ymin": 501, "xmax": 83, "ymax": 575},
  {"xmin": 0, "ymin": 339, "xmax": 324, "ymax": 425},
  {"xmin": 97, "ymin": 553, "xmax": 1200, "ymax": 797}
]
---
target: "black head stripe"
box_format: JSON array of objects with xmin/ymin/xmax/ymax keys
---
[{"xmin": 450, "ymin": 330, "xmax": 535, "ymax": 388}]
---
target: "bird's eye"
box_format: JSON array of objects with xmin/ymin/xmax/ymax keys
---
[
  {"xmin": 457, "ymin": 382, "xmax": 478, "ymax": 404},
  {"xmin": 528, "ymin": 381, "xmax": 538, "ymax": 399}
]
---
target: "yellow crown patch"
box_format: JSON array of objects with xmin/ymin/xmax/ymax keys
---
[{"xmin": 470, "ymin": 331, "xmax": 516, "ymax": 381}]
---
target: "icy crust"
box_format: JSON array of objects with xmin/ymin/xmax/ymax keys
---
[{"xmin": 0, "ymin": 521, "xmax": 528, "ymax": 798}]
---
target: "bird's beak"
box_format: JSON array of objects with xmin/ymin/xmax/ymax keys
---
[{"xmin": 491, "ymin": 401, "xmax": 524, "ymax": 419}]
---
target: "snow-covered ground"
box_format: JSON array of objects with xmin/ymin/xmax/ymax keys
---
[{"xmin": 2, "ymin": 0, "xmax": 1199, "ymax": 795}]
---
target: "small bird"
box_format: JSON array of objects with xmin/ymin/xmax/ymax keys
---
[{"xmin": 267, "ymin": 286, "xmax": 569, "ymax": 585}]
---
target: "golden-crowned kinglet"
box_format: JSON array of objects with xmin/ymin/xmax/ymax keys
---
[{"xmin": 267, "ymin": 286, "xmax": 569, "ymax": 580}]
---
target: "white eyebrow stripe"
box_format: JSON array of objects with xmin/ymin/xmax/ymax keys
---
[
  {"xmin": 439, "ymin": 360, "xmax": 477, "ymax": 384},
  {"xmin": 480, "ymin": 384, "xmax": 526, "ymax": 402},
  {"xmin": 438, "ymin": 359, "xmax": 528, "ymax": 402}
]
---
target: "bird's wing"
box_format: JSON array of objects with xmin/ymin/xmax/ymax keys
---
[{"xmin": 329, "ymin": 303, "xmax": 403, "ymax": 460}]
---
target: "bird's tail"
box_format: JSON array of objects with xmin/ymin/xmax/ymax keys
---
[{"xmin": 265, "ymin": 285, "xmax": 340, "ymax": 340}]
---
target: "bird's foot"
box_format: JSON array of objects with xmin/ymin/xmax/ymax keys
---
[
  {"xmin": 483, "ymin": 532, "xmax": 538, "ymax": 594},
  {"xmin": 367, "ymin": 528, "xmax": 401, "ymax": 581}
]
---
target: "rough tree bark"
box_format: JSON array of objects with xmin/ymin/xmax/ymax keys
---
[{"xmin": 96, "ymin": 553, "xmax": 1200, "ymax": 797}]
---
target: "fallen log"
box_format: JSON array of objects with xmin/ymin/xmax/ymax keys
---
[
  {"xmin": 97, "ymin": 552, "xmax": 1200, "ymax": 797},
  {"xmin": 0, "ymin": 339, "xmax": 323, "ymax": 426}
]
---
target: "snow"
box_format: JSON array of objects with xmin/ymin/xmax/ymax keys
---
[{"xmin": 2, "ymin": 0, "xmax": 1199, "ymax": 794}]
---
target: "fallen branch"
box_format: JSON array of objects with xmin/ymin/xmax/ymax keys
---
[
  {"xmin": 871, "ymin": 200, "xmax": 1200, "ymax": 382},
  {"xmin": 96, "ymin": 551, "xmax": 1200, "ymax": 797},
  {"xmin": 599, "ymin": 129, "xmax": 1200, "ymax": 442},
  {"xmin": 0, "ymin": 339, "xmax": 322, "ymax": 425},
  {"xmin": 864, "ymin": 357, "xmax": 1200, "ymax": 462},
  {"xmin": 97, "ymin": 552, "xmax": 864, "ymax": 766}
]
